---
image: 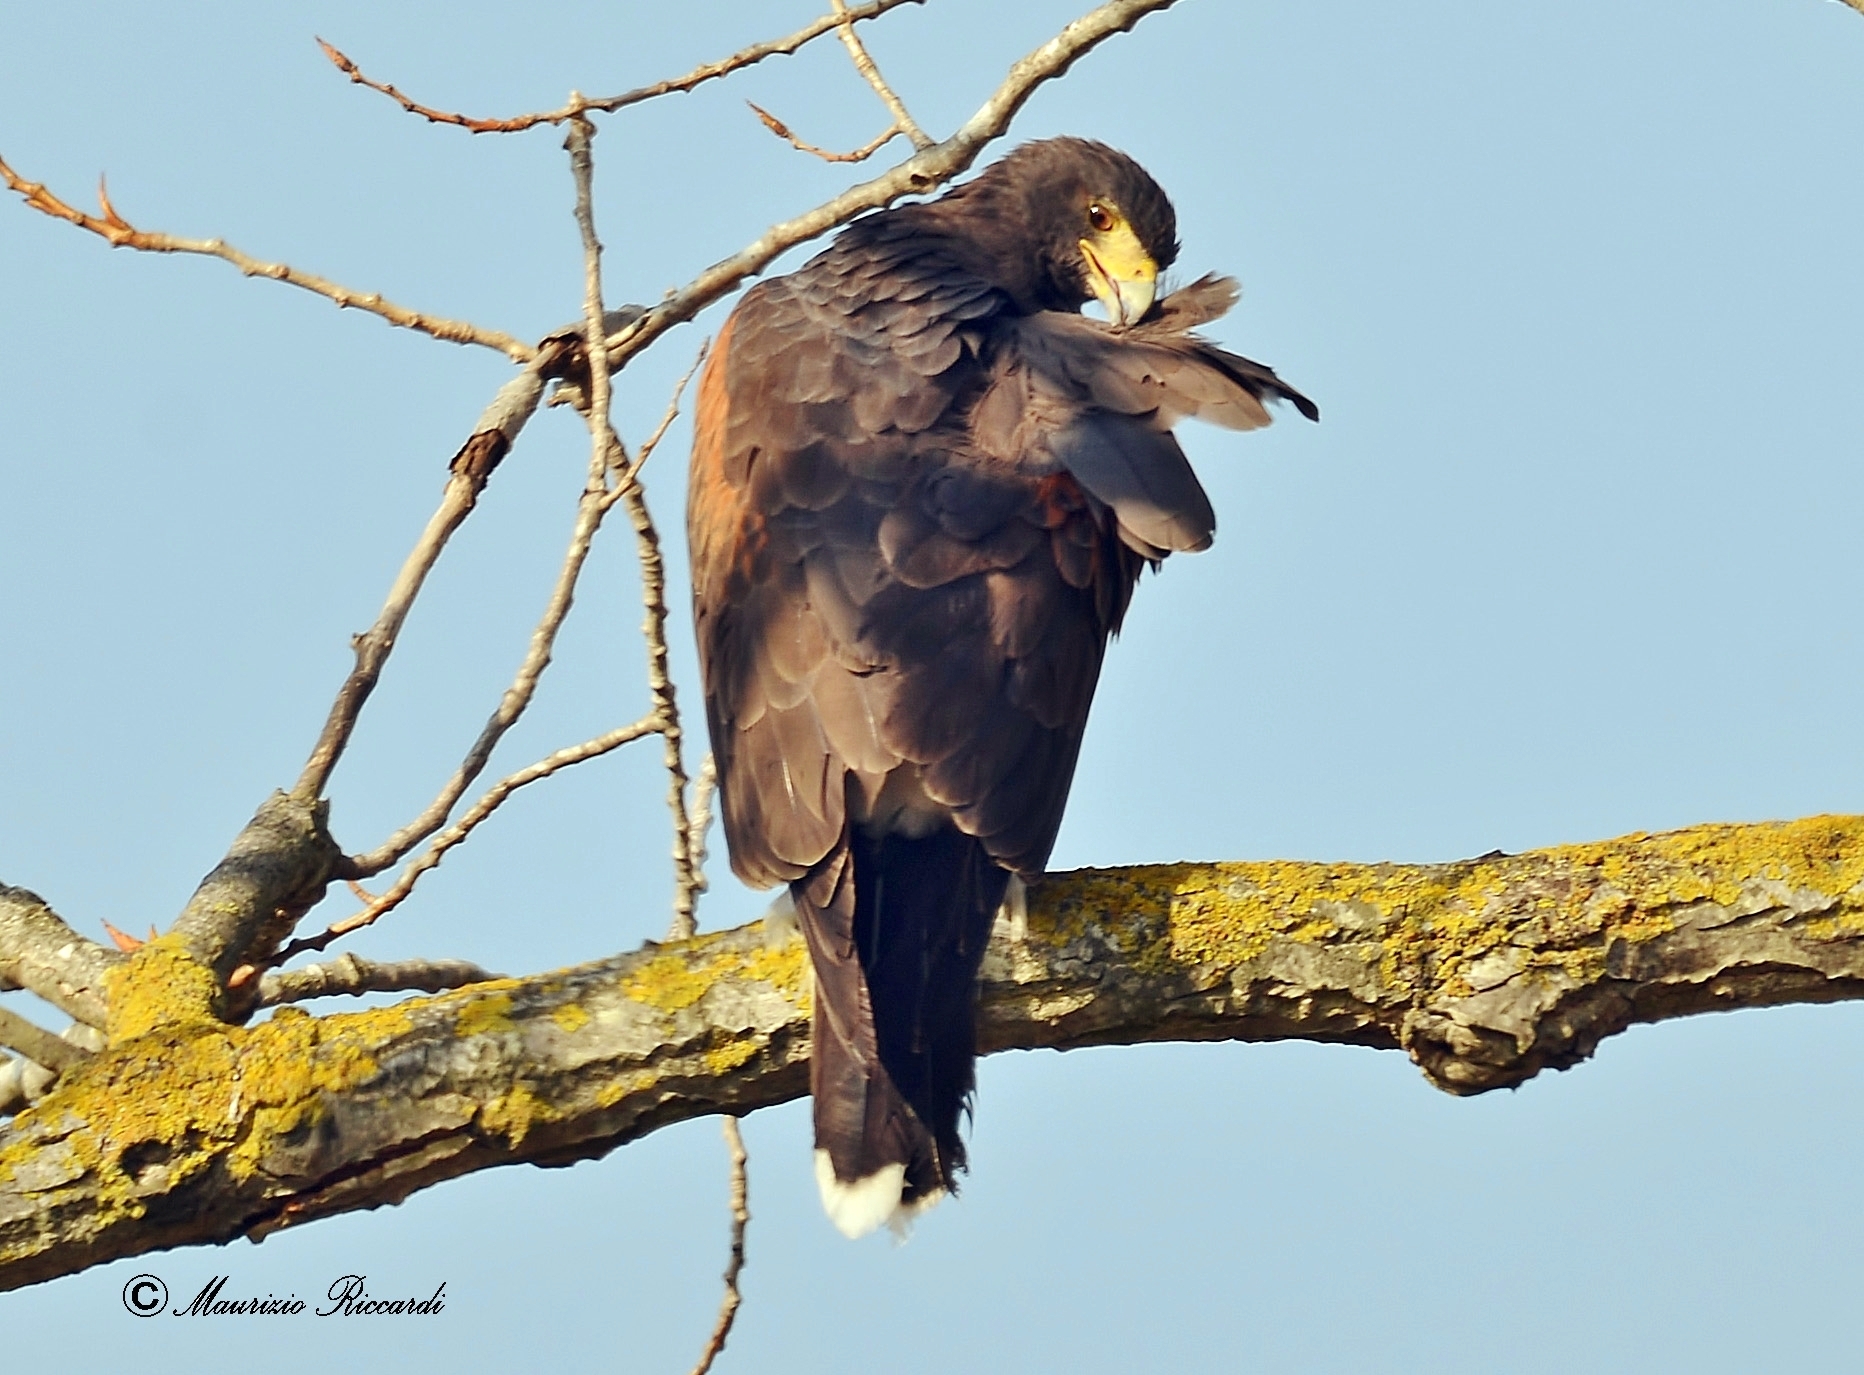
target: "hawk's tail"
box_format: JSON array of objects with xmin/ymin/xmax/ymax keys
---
[{"xmin": 792, "ymin": 825, "xmax": 1011, "ymax": 1238}]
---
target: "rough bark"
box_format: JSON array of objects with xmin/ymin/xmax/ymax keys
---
[
  {"xmin": 4, "ymin": 813, "xmax": 1863, "ymax": 1291},
  {"xmin": 165, "ymin": 793, "xmax": 344, "ymax": 1024},
  {"xmin": 0, "ymin": 885, "xmax": 120, "ymax": 1028}
]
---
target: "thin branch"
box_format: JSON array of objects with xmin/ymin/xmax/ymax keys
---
[
  {"xmin": 341, "ymin": 353, "xmax": 707, "ymax": 896},
  {"xmin": 295, "ymin": 330, "xmax": 588, "ymax": 805},
  {"xmin": 686, "ymin": 752, "xmax": 719, "ymax": 926},
  {"xmin": 275, "ymin": 718, "xmax": 659, "ymax": 962},
  {"xmin": 316, "ymin": 38, "xmax": 521, "ymax": 134},
  {"xmin": 567, "ymin": 113, "xmax": 623, "ymax": 483},
  {"xmin": 0, "ymin": 1008, "xmax": 87, "ymax": 1076},
  {"xmin": 688, "ymin": 1117, "xmax": 750, "ymax": 1375},
  {"xmin": 342, "ymin": 125, "xmax": 662, "ymax": 890},
  {"xmin": 560, "ymin": 115, "xmax": 703, "ymax": 940},
  {"xmin": 622, "ymin": 474, "xmax": 699, "ymax": 943},
  {"xmin": 831, "ymin": 0, "xmax": 934, "ymax": 150},
  {"xmin": 747, "ymin": 102, "xmax": 903, "ymax": 164},
  {"xmin": 619, "ymin": 340, "xmax": 711, "ymax": 487},
  {"xmin": 0, "ymin": 155, "xmax": 530, "ymax": 360},
  {"xmin": 0, "ymin": 885, "xmax": 119, "ymax": 1028},
  {"xmin": 618, "ymin": 348, "xmax": 717, "ymax": 939},
  {"xmin": 317, "ymin": 1, "xmax": 926, "ymax": 135},
  {"xmin": 343, "ymin": 475, "xmax": 619, "ymax": 877},
  {"xmin": 294, "ymin": 472, "xmax": 483, "ymax": 800},
  {"xmin": 259, "ymin": 953, "xmax": 498, "ymax": 1007},
  {"xmin": 597, "ymin": 0, "xmax": 1180, "ymax": 376}
]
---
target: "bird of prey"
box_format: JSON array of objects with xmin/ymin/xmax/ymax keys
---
[{"xmin": 688, "ymin": 137, "xmax": 1316, "ymax": 1238}]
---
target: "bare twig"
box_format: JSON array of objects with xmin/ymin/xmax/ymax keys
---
[
  {"xmin": 0, "ymin": 885, "xmax": 119, "ymax": 1028},
  {"xmin": 318, "ymin": 1, "xmax": 926, "ymax": 135},
  {"xmin": 294, "ymin": 472, "xmax": 483, "ymax": 801},
  {"xmin": 316, "ymin": 38, "xmax": 520, "ymax": 134},
  {"xmin": 619, "ymin": 341, "xmax": 711, "ymax": 487},
  {"xmin": 597, "ymin": 0, "xmax": 1180, "ymax": 376},
  {"xmin": 344, "ymin": 140, "xmax": 709, "ymax": 906},
  {"xmin": 342, "ymin": 360, "xmax": 708, "ymax": 893},
  {"xmin": 567, "ymin": 113, "xmax": 623, "ymax": 482},
  {"xmin": 689, "ymin": 1117, "xmax": 751, "ymax": 1375},
  {"xmin": 831, "ymin": 0, "xmax": 934, "ymax": 150},
  {"xmin": 295, "ymin": 335, "xmax": 582, "ymax": 805},
  {"xmin": 259, "ymin": 953, "xmax": 498, "ymax": 1007},
  {"xmin": 280, "ymin": 719, "xmax": 659, "ymax": 959},
  {"xmin": 344, "ymin": 474, "xmax": 619, "ymax": 876},
  {"xmin": 560, "ymin": 115, "xmax": 702, "ymax": 940},
  {"xmin": 685, "ymin": 752, "xmax": 719, "ymax": 924},
  {"xmin": 747, "ymin": 102, "xmax": 903, "ymax": 164},
  {"xmin": 0, "ymin": 155, "xmax": 530, "ymax": 360},
  {"xmin": 621, "ymin": 473, "xmax": 700, "ymax": 943},
  {"xmin": 342, "ymin": 122, "xmax": 640, "ymax": 882}
]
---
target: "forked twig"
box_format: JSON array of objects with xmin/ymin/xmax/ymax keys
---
[
  {"xmin": 279, "ymin": 718, "xmax": 661, "ymax": 958},
  {"xmin": 831, "ymin": 0, "xmax": 934, "ymax": 150},
  {"xmin": 333, "ymin": 128, "xmax": 710, "ymax": 943},
  {"xmin": 0, "ymin": 155, "xmax": 530, "ymax": 360},
  {"xmin": 688, "ymin": 1117, "xmax": 751, "ymax": 1375},
  {"xmin": 747, "ymin": 102, "xmax": 903, "ymax": 164},
  {"xmin": 319, "ymin": 0, "xmax": 926, "ymax": 136}
]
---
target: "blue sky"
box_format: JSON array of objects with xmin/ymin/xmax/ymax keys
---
[{"xmin": 4, "ymin": 1, "xmax": 1864, "ymax": 1370}]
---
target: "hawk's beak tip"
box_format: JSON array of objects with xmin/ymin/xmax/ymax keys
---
[{"xmin": 1080, "ymin": 236, "xmax": 1157, "ymax": 328}]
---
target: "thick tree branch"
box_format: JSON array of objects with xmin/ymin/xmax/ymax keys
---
[
  {"xmin": 166, "ymin": 793, "xmax": 344, "ymax": 1023},
  {"xmin": 7, "ymin": 814, "xmax": 1864, "ymax": 1291},
  {"xmin": 0, "ymin": 886, "xmax": 119, "ymax": 1028}
]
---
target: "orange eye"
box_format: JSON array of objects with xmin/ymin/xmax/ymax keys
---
[{"xmin": 1087, "ymin": 203, "xmax": 1115, "ymax": 233}]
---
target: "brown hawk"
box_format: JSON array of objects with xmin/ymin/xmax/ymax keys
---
[{"xmin": 688, "ymin": 137, "xmax": 1316, "ymax": 1237}]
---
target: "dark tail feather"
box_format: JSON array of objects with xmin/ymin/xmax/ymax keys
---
[{"xmin": 792, "ymin": 825, "xmax": 1011, "ymax": 1237}]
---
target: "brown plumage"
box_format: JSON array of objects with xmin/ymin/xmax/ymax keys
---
[{"xmin": 688, "ymin": 138, "xmax": 1315, "ymax": 1237}]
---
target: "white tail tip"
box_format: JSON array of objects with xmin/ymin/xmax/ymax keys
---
[{"xmin": 813, "ymin": 1151, "xmax": 946, "ymax": 1239}]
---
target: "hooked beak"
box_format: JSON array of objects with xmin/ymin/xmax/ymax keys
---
[{"xmin": 1079, "ymin": 229, "xmax": 1158, "ymax": 327}]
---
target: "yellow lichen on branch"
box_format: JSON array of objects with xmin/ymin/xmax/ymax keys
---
[
  {"xmin": 8, "ymin": 818, "xmax": 1864, "ymax": 1288},
  {"xmin": 103, "ymin": 938, "xmax": 222, "ymax": 1043}
]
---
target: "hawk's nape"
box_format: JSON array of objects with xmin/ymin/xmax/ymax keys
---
[{"xmin": 688, "ymin": 137, "xmax": 1315, "ymax": 1238}]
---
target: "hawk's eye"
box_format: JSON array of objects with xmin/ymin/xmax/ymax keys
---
[{"xmin": 1086, "ymin": 202, "xmax": 1115, "ymax": 233}]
